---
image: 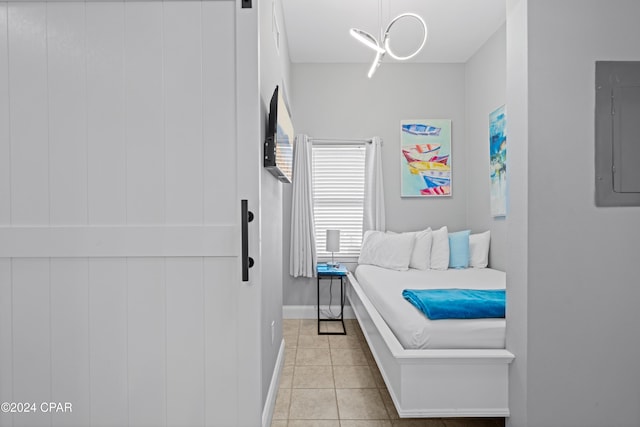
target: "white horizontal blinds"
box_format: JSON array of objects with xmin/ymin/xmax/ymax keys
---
[{"xmin": 312, "ymin": 145, "xmax": 366, "ymax": 257}]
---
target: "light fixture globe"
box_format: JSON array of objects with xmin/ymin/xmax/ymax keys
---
[{"xmin": 383, "ymin": 13, "xmax": 428, "ymax": 61}]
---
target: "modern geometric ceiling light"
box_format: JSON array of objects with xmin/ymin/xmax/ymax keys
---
[{"xmin": 350, "ymin": 12, "xmax": 428, "ymax": 78}]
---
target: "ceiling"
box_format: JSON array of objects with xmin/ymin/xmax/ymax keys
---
[{"xmin": 280, "ymin": 0, "xmax": 506, "ymax": 64}]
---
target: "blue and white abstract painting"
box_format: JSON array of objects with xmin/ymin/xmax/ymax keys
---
[{"xmin": 489, "ymin": 105, "xmax": 507, "ymax": 217}]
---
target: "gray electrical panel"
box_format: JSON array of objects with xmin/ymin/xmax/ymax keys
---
[{"xmin": 595, "ymin": 61, "xmax": 640, "ymax": 206}]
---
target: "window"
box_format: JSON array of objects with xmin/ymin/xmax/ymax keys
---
[{"xmin": 312, "ymin": 145, "xmax": 366, "ymax": 258}]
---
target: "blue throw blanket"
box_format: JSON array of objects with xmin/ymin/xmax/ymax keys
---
[{"xmin": 402, "ymin": 288, "xmax": 506, "ymax": 320}]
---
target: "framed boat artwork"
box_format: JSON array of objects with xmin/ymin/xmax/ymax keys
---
[{"xmin": 400, "ymin": 119, "xmax": 452, "ymax": 197}]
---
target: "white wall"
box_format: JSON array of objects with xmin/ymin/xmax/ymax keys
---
[
  {"xmin": 507, "ymin": 1, "xmax": 640, "ymax": 426},
  {"xmin": 284, "ymin": 63, "xmax": 467, "ymax": 306},
  {"xmin": 505, "ymin": 0, "xmax": 529, "ymax": 425},
  {"xmin": 259, "ymin": 0, "xmax": 290, "ymax": 410},
  {"xmin": 464, "ymin": 24, "xmax": 508, "ymax": 271}
]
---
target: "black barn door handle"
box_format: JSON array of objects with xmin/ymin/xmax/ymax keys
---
[{"xmin": 241, "ymin": 200, "xmax": 254, "ymax": 282}]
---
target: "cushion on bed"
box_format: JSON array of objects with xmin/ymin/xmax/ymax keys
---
[
  {"xmin": 469, "ymin": 231, "xmax": 491, "ymax": 268},
  {"xmin": 448, "ymin": 230, "xmax": 471, "ymax": 269},
  {"xmin": 402, "ymin": 288, "xmax": 506, "ymax": 320},
  {"xmin": 430, "ymin": 226, "xmax": 449, "ymax": 270},
  {"xmin": 408, "ymin": 228, "xmax": 433, "ymax": 270},
  {"xmin": 358, "ymin": 230, "xmax": 415, "ymax": 271}
]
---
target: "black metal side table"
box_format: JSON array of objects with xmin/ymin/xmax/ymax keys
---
[{"xmin": 316, "ymin": 263, "xmax": 347, "ymax": 335}]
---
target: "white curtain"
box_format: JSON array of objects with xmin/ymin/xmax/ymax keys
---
[
  {"xmin": 363, "ymin": 136, "xmax": 386, "ymax": 232},
  {"xmin": 289, "ymin": 134, "xmax": 317, "ymax": 278}
]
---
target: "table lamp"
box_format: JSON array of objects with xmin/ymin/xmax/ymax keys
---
[{"xmin": 326, "ymin": 229, "xmax": 340, "ymax": 268}]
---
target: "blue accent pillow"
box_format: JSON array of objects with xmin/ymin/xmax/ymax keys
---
[{"xmin": 448, "ymin": 230, "xmax": 471, "ymax": 269}]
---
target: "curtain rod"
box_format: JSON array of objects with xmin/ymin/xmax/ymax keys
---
[{"xmin": 309, "ymin": 137, "xmax": 373, "ymax": 145}]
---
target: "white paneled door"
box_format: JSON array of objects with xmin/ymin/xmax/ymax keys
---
[{"xmin": 0, "ymin": 1, "xmax": 263, "ymax": 426}]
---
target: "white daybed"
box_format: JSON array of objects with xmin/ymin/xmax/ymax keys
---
[{"xmin": 347, "ymin": 266, "xmax": 515, "ymax": 418}]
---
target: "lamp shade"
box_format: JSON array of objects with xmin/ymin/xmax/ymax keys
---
[{"xmin": 326, "ymin": 229, "xmax": 340, "ymax": 253}]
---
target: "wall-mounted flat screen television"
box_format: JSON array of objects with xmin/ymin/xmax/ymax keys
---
[{"xmin": 264, "ymin": 85, "xmax": 294, "ymax": 183}]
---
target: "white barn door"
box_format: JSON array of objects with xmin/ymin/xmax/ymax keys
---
[{"xmin": 0, "ymin": 1, "xmax": 262, "ymax": 426}]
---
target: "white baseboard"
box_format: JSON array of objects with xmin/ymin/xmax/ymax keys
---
[
  {"xmin": 283, "ymin": 305, "xmax": 356, "ymax": 319},
  {"xmin": 262, "ymin": 338, "xmax": 285, "ymax": 427}
]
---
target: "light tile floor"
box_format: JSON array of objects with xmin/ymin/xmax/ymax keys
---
[{"xmin": 272, "ymin": 319, "xmax": 505, "ymax": 427}]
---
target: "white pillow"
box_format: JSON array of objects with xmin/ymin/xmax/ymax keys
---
[
  {"xmin": 358, "ymin": 230, "xmax": 415, "ymax": 271},
  {"xmin": 408, "ymin": 228, "xmax": 432, "ymax": 270},
  {"xmin": 430, "ymin": 226, "xmax": 449, "ymax": 270},
  {"xmin": 469, "ymin": 230, "xmax": 491, "ymax": 268}
]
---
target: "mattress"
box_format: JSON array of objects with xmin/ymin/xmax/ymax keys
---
[{"xmin": 354, "ymin": 265, "xmax": 506, "ymax": 349}]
